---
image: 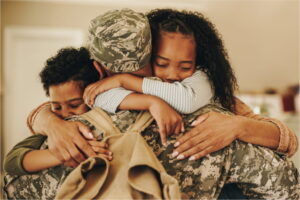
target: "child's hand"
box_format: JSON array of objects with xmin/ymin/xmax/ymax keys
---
[
  {"xmin": 87, "ymin": 140, "xmax": 113, "ymax": 161},
  {"xmin": 83, "ymin": 75, "xmax": 122, "ymax": 107},
  {"xmin": 148, "ymin": 99, "xmax": 184, "ymax": 146}
]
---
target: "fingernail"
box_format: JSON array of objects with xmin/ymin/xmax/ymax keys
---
[
  {"xmin": 191, "ymin": 120, "xmax": 197, "ymax": 126},
  {"xmin": 105, "ymin": 144, "xmax": 108, "ymax": 148},
  {"xmin": 177, "ymin": 154, "xmax": 185, "ymax": 160},
  {"xmin": 171, "ymin": 151, "xmax": 179, "ymax": 158},
  {"xmin": 189, "ymin": 156, "xmax": 196, "ymax": 161},
  {"xmin": 109, "ymin": 152, "xmax": 113, "ymax": 156},
  {"xmin": 174, "ymin": 142, "xmax": 180, "ymax": 147},
  {"xmin": 88, "ymin": 132, "xmax": 94, "ymax": 139}
]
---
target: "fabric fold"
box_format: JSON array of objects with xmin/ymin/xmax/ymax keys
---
[{"xmin": 55, "ymin": 108, "xmax": 181, "ymax": 200}]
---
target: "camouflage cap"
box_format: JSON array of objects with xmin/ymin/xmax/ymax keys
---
[{"xmin": 88, "ymin": 8, "xmax": 152, "ymax": 73}]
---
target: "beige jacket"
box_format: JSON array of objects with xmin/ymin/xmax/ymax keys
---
[{"xmin": 55, "ymin": 108, "xmax": 181, "ymax": 200}]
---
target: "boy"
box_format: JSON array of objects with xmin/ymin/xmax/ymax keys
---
[{"xmin": 4, "ymin": 47, "xmax": 112, "ymax": 175}]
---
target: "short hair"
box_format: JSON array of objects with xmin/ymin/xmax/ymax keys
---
[
  {"xmin": 147, "ymin": 9, "xmax": 238, "ymax": 112},
  {"xmin": 40, "ymin": 47, "xmax": 99, "ymax": 96}
]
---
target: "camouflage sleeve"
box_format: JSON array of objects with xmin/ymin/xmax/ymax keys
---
[
  {"xmin": 3, "ymin": 164, "xmax": 72, "ymax": 200},
  {"xmin": 141, "ymin": 104, "xmax": 300, "ymax": 199},
  {"xmin": 227, "ymin": 140, "xmax": 300, "ymax": 199}
]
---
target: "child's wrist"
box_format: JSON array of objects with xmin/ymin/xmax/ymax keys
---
[
  {"xmin": 142, "ymin": 95, "xmax": 154, "ymax": 109},
  {"xmin": 117, "ymin": 74, "xmax": 128, "ymax": 88},
  {"xmin": 147, "ymin": 95, "xmax": 163, "ymax": 108}
]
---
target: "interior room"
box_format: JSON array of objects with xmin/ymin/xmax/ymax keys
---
[{"xmin": 1, "ymin": 0, "xmax": 299, "ymax": 181}]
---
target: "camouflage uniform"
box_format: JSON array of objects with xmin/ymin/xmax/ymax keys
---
[{"xmin": 3, "ymin": 105, "xmax": 299, "ymax": 199}]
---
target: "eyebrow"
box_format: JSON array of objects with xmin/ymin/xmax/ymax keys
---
[
  {"xmin": 50, "ymin": 98, "xmax": 83, "ymax": 104},
  {"xmin": 156, "ymin": 55, "xmax": 169, "ymax": 61},
  {"xmin": 156, "ymin": 55, "xmax": 194, "ymax": 64}
]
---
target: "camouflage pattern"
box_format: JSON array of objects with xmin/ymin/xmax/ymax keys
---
[
  {"xmin": 3, "ymin": 105, "xmax": 300, "ymax": 199},
  {"xmin": 140, "ymin": 105, "xmax": 300, "ymax": 199},
  {"xmin": 88, "ymin": 8, "xmax": 152, "ymax": 73}
]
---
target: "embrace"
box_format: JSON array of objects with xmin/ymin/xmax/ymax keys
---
[{"xmin": 3, "ymin": 8, "xmax": 299, "ymax": 200}]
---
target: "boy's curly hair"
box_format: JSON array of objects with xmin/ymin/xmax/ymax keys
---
[
  {"xmin": 147, "ymin": 9, "xmax": 238, "ymax": 112},
  {"xmin": 40, "ymin": 47, "xmax": 99, "ymax": 96}
]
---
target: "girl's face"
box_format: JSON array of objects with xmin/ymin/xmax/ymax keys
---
[
  {"xmin": 49, "ymin": 81, "xmax": 89, "ymax": 119},
  {"xmin": 153, "ymin": 32, "xmax": 196, "ymax": 83}
]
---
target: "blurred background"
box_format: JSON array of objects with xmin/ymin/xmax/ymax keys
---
[{"xmin": 0, "ymin": 0, "xmax": 299, "ymax": 172}]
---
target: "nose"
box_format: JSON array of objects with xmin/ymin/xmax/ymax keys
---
[
  {"xmin": 61, "ymin": 109, "xmax": 73, "ymax": 119},
  {"xmin": 165, "ymin": 68, "xmax": 180, "ymax": 83}
]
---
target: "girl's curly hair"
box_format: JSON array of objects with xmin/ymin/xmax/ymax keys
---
[
  {"xmin": 40, "ymin": 47, "xmax": 99, "ymax": 96},
  {"xmin": 147, "ymin": 9, "xmax": 238, "ymax": 111}
]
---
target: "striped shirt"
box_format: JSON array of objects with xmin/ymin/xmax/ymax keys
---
[{"xmin": 94, "ymin": 70, "xmax": 213, "ymax": 114}]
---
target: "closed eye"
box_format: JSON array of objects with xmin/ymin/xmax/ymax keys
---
[
  {"xmin": 155, "ymin": 61, "xmax": 168, "ymax": 68},
  {"xmin": 69, "ymin": 103, "xmax": 83, "ymax": 109},
  {"xmin": 181, "ymin": 67, "xmax": 192, "ymax": 71},
  {"xmin": 156, "ymin": 64, "xmax": 167, "ymax": 68},
  {"xmin": 52, "ymin": 106, "xmax": 61, "ymax": 111}
]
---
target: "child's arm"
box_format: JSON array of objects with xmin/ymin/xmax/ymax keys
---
[
  {"xmin": 23, "ymin": 140, "xmax": 111, "ymax": 173},
  {"xmin": 22, "ymin": 149, "xmax": 62, "ymax": 172},
  {"xmin": 3, "ymin": 134, "xmax": 54, "ymax": 175},
  {"xmin": 142, "ymin": 71, "xmax": 213, "ymax": 114},
  {"xmin": 93, "ymin": 87, "xmax": 134, "ymax": 113},
  {"xmin": 4, "ymin": 134, "xmax": 111, "ymax": 175},
  {"xmin": 84, "ymin": 71, "xmax": 213, "ymax": 114},
  {"xmin": 119, "ymin": 93, "xmax": 184, "ymax": 145},
  {"xmin": 83, "ymin": 74, "xmax": 142, "ymax": 108},
  {"xmin": 91, "ymin": 87, "xmax": 184, "ymax": 143}
]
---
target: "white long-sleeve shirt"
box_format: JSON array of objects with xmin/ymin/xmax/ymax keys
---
[{"xmin": 94, "ymin": 70, "xmax": 213, "ymax": 114}]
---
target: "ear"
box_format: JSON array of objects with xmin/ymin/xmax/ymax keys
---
[{"xmin": 93, "ymin": 61, "xmax": 105, "ymax": 79}]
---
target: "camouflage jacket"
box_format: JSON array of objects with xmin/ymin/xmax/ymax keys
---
[{"xmin": 3, "ymin": 105, "xmax": 300, "ymax": 199}]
